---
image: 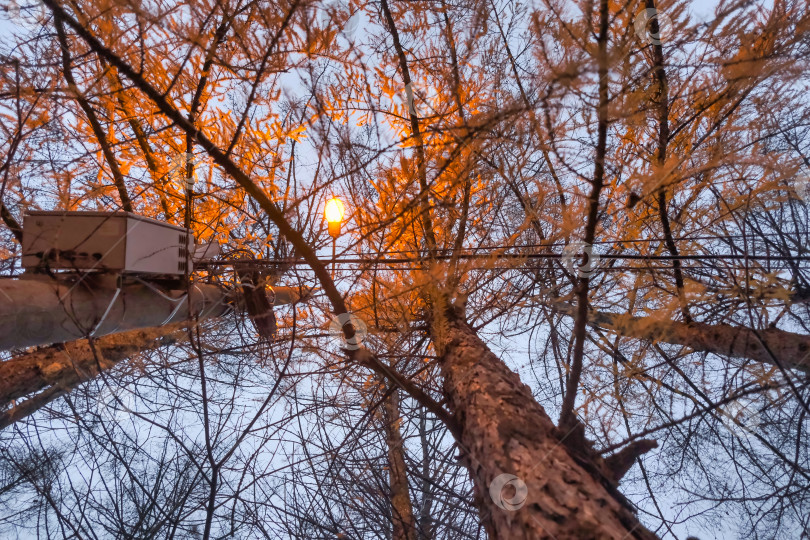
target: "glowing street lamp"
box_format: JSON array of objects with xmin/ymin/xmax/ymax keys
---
[
  {"xmin": 324, "ymin": 197, "xmax": 345, "ymax": 278},
  {"xmin": 324, "ymin": 197, "xmax": 345, "ymax": 238}
]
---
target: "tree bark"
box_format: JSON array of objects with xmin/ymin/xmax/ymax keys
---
[
  {"xmin": 0, "ymin": 201, "xmax": 22, "ymax": 244},
  {"xmin": 417, "ymin": 407, "xmax": 434, "ymax": 540},
  {"xmin": 236, "ymin": 266, "xmax": 277, "ymax": 341},
  {"xmin": 431, "ymin": 308, "xmax": 657, "ymax": 539},
  {"xmin": 0, "ymin": 323, "xmax": 188, "ymax": 413},
  {"xmin": 553, "ymin": 302, "xmax": 810, "ymax": 373},
  {"xmin": 383, "ymin": 388, "xmax": 418, "ymax": 540}
]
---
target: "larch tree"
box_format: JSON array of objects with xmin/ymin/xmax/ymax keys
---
[{"xmin": 0, "ymin": 0, "xmax": 808, "ymax": 538}]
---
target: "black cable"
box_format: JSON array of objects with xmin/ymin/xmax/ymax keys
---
[{"xmin": 198, "ymin": 252, "xmax": 810, "ymax": 267}]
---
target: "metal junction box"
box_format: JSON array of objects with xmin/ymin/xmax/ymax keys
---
[{"xmin": 22, "ymin": 211, "xmax": 194, "ymax": 275}]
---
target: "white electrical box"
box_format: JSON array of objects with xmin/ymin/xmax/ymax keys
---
[{"xmin": 22, "ymin": 211, "xmax": 194, "ymax": 275}]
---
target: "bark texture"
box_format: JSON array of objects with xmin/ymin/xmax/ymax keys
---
[
  {"xmin": 604, "ymin": 440, "xmax": 658, "ymax": 484},
  {"xmin": 553, "ymin": 302, "xmax": 810, "ymax": 373},
  {"xmin": 383, "ymin": 388, "xmax": 418, "ymax": 540},
  {"xmin": 0, "ymin": 201, "xmax": 22, "ymax": 243},
  {"xmin": 0, "ymin": 385, "xmax": 67, "ymax": 430},
  {"xmin": 431, "ymin": 309, "xmax": 657, "ymax": 539},
  {"xmin": 237, "ymin": 267, "xmax": 277, "ymax": 340},
  {"xmin": 0, "ymin": 323, "xmax": 188, "ymax": 410}
]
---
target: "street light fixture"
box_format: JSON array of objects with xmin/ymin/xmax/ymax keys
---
[
  {"xmin": 325, "ymin": 197, "xmax": 345, "ymax": 237},
  {"xmin": 324, "ymin": 197, "xmax": 345, "ymax": 278}
]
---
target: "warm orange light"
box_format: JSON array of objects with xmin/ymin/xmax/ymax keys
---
[
  {"xmin": 325, "ymin": 197, "xmax": 345, "ymax": 238},
  {"xmin": 324, "ymin": 197, "xmax": 345, "ymax": 224}
]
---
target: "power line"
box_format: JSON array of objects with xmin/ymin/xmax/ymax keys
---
[
  {"xmin": 198, "ymin": 252, "xmax": 810, "ymax": 267},
  {"xmin": 354, "ymin": 234, "xmax": 810, "ymax": 255}
]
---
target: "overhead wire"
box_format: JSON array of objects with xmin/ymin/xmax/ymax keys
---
[{"xmin": 198, "ymin": 252, "xmax": 810, "ymax": 266}]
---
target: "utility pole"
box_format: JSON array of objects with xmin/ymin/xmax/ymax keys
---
[
  {"xmin": 0, "ymin": 273, "xmax": 308, "ymax": 351},
  {"xmin": 0, "ymin": 210, "xmax": 313, "ymax": 432},
  {"xmin": 0, "ymin": 273, "xmax": 231, "ymax": 350},
  {"xmin": 1, "ymin": 211, "xmax": 309, "ymax": 351}
]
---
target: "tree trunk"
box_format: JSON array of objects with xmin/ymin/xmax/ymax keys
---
[
  {"xmin": 383, "ymin": 388, "xmax": 418, "ymax": 540},
  {"xmin": 0, "ymin": 323, "xmax": 188, "ymax": 415},
  {"xmin": 431, "ymin": 308, "xmax": 657, "ymax": 539},
  {"xmin": 417, "ymin": 407, "xmax": 434, "ymax": 540},
  {"xmin": 553, "ymin": 302, "xmax": 810, "ymax": 373}
]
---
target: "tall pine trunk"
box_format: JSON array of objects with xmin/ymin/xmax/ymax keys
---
[{"xmin": 431, "ymin": 308, "xmax": 657, "ymax": 539}]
